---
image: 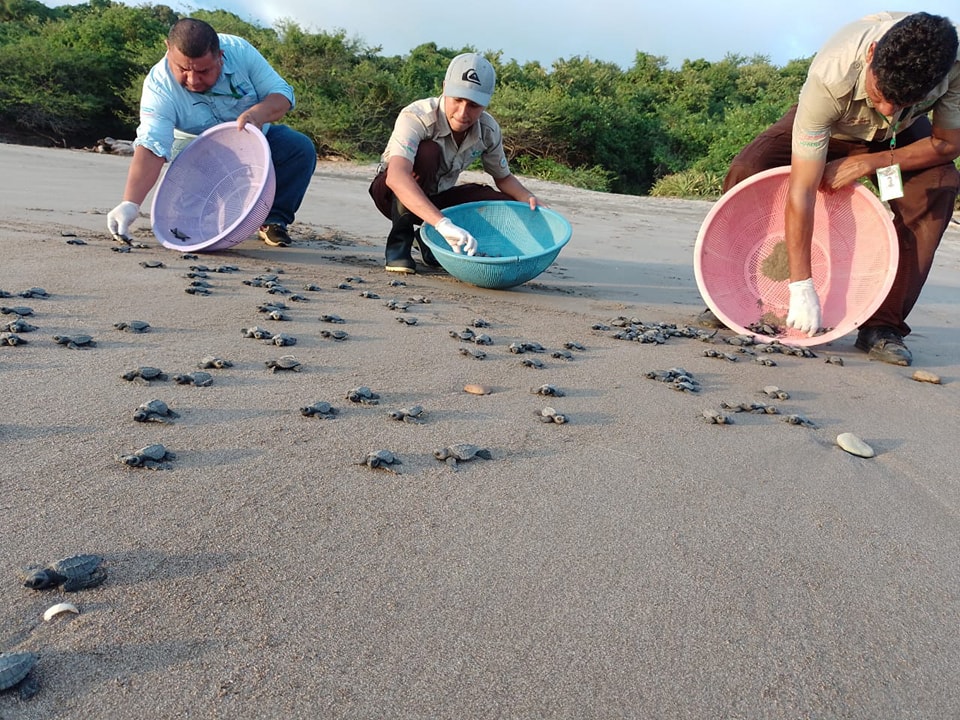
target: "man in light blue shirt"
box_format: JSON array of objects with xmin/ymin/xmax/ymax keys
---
[{"xmin": 108, "ymin": 18, "xmax": 316, "ymax": 247}]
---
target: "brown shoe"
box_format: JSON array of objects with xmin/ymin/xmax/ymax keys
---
[{"xmin": 854, "ymin": 326, "xmax": 912, "ymax": 366}]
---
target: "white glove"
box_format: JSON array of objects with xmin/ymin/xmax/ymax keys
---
[
  {"xmin": 786, "ymin": 278, "xmax": 822, "ymax": 336},
  {"xmin": 107, "ymin": 200, "xmax": 140, "ymax": 239},
  {"xmin": 434, "ymin": 218, "xmax": 477, "ymax": 256}
]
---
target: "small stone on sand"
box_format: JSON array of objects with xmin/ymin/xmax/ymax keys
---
[
  {"xmin": 464, "ymin": 383, "xmax": 491, "ymax": 395},
  {"xmin": 911, "ymin": 369, "xmax": 942, "ymax": 384},
  {"xmin": 836, "ymin": 432, "xmax": 875, "ymax": 458}
]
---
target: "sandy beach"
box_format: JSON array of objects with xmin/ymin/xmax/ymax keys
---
[{"xmin": 1, "ymin": 142, "xmax": 959, "ymax": 719}]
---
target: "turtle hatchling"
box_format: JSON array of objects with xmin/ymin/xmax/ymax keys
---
[
  {"xmin": 52, "ymin": 334, "xmax": 96, "ymax": 349},
  {"xmin": 346, "ymin": 386, "xmax": 380, "ymax": 404},
  {"xmin": 388, "ymin": 405, "xmax": 425, "ymax": 423},
  {"xmin": 532, "ymin": 384, "xmax": 565, "ymax": 397},
  {"xmin": 0, "ymin": 306, "xmax": 33, "ymax": 316},
  {"xmin": 0, "ymin": 332, "xmax": 27, "ymax": 346},
  {"xmin": 320, "ymin": 329, "xmax": 349, "ymax": 341},
  {"xmin": 521, "ymin": 357, "xmax": 545, "ymax": 369},
  {"xmin": 319, "ymin": 313, "xmax": 345, "ymax": 324},
  {"xmin": 434, "ymin": 444, "xmax": 492, "ymax": 470},
  {"xmin": 242, "ymin": 326, "xmax": 273, "ymax": 340},
  {"xmin": 117, "ymin": 443, "xmax": 176, "ymax": 470},
  {"xmin": 537, "ymin": 407, "xmax": 568, "ymax": 424},
  {"xmin": 265, "ymin": 356, "xmax": 302, "ymax": 372},
  {"xmin": 133, "ymin": 399, "xmax": 179, "ymax": 423},
  {"xmin": 23, "ymin": 553, "xmax": 107, "ymax": 592},
  {"xmin": 173, "ymin": 371, "xmax": 214, "ymax": 386},
  {"xmin": 2, "ymin": 318, "xmax": 37, "ymax": 333},
  {"xmin": 114, "ymin": 320, "xmax": 150, "ymax": 333},
  {"xmin": 198, "ymin": 355, "xmax": 233, "ymax": 369},
  {"xmin": 396, "ymin": 316, "xmax": 418, "ymax": 326},
  {"xmin": 18, "ymin": 287, "xmax": 49, "ymax": 299},
  {"xmin": 0, "ymin": 651, "xmax": 39, "ymax": 699},
  {"xmin": 357, "ymin": 449, "xmax": 402, "ymax": 472},
  {"xmin": 300, "ymin": 401, "xmax": 338, "ymax": 419},
  {"xmin": 121, "ymin": 366, "xmax": 167, "ymax": 383},
  {"xmin": 459, "ymin": 347, "xmax": 486, "ymax": 360},
  {"xmin": 269, "ymin": 332, "xmax": 298, "ymax": 347}
]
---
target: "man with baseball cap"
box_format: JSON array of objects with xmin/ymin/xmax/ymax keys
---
[{"xmin": 369, "ymin": 53, "xmax": 542, "ymax": 273}]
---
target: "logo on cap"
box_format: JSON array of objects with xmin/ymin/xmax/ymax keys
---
[{"xmin": 461, "ymin": 69, "xmax": 482, "ymax": 86}]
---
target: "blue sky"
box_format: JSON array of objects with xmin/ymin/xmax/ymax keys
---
[{"xmin": 45, "ymin": 1, "xmax": 960, "ymax": 68}]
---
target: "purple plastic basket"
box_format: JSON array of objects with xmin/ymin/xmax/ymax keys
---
[{"xmin": 151, "ymin": 122, "xmax": 276, "ymax": 252}]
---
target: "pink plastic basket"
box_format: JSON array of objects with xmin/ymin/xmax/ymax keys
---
[
  {"xmin": 151, "ymin": 122, "xmax": 276, "ymax": 252},
  {"xmin": 694, "ymin": 166, "xmax": 899, "ymax": 347}
]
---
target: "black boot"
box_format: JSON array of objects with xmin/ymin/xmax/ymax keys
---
[{"xmin": 385, "ymin": 198, "xmax": 416, "ymax": 273}]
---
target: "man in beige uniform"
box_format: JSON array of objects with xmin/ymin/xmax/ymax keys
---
[
  {"xmin": 369, "ymin": 53, "xmax": 541, "ymax": 273},
  {"xmin": 723, "ymin": 12, "xmax": 960, "ymax": 366}
]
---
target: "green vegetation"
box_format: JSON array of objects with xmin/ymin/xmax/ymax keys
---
[{"xmin": 0, "ymin": 1, "xmax": 811, "ymax": 198}]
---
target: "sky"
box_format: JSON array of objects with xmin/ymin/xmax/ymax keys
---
[
  {"xmin": 153, "ymin": 1, "xmax": 960, "ymax": 68},
  {"xmin": 42, "ymin": 1, "xmax": 960, "ymax": 69}
]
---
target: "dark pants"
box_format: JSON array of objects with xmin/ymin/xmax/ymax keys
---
[
  {"xmin": 264, "ymin": 125, "xmax": 317, "ymax": 227},
  {"xmin": 724, "ymin": 105, "xmax": 960, "ymax": 336},
  {"xmin": 368, "ymin": 140, "xmax": 511, "ymax": 222}
]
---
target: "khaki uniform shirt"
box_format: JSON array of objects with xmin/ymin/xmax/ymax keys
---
[
  {"xmin": 793, "ymin": 11, "xmax": 960, "ymax": 160},
  {"xmin": 381, "ymin": 96, "xmax": 511, "ymax": 194}
]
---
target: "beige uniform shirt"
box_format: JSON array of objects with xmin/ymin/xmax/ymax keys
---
[
  {"xmin": 793, "ymin": 11, "xmax": 960, "ymax": 160},
  {"xmin": 381, "ymin": 96, "xmax": 511, "ymax": 194}
]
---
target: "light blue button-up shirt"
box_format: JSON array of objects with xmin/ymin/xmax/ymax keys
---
[{"xmin": 134, "ymin": 34, "xmax": 295, "ymax": 160}]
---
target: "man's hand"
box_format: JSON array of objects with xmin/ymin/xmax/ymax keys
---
[
  {"xmin": 107, "ymin": 201, "xmax": 140, "ymax": 239},
  {"xmin": 786, "ymin": 278, "xmax": 821, "ymax": 336},
  {"xmin": 434, "ymin": 218, "xmax": 477, "ymax": 255}
]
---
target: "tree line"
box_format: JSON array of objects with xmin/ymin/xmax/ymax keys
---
[{"xmin": 0, "ymin": 0, "xmax": 813, "ymax": 197}]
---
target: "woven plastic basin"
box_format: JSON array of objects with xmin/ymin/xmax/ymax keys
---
[
  {"xmin": 694, "ymin": 166, "xmax": 898, "ymax": 347},
  {"xmin": 420, "ymin": 201, "xmax": 572, "ymax": 289},
  {"xmin": 151, "ymin": 122, "xmax": 275, "ymax": 252}
]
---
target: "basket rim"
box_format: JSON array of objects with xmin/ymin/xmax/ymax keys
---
[
  {"xmin": 693, "ymin": 165, "xmax": 899, "ymax": 347},
  {"xmin": 420, "ymin": 200, "xmax": 572, "ymax": 264},
  {"xmin": 151, "ymin": 122, "xmax": 273, "ymax": 251}
]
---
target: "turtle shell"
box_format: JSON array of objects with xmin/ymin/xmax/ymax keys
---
[
  {"xmin": 50, "ymin": 554, "xmax": 103, "ymax": 578},
  {"xmin": 0, "ymin": 651, "xmax": 38, "ymax": 692}
]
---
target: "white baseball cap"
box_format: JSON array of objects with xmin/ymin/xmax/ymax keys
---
[{"xmin": 444, "ymin": 53, "xmax": 496, "ymax": 106}]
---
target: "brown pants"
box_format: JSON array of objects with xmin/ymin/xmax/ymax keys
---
[
  {"xmin": 368, "ymin": 140, "xmax": 511, "ymax": 221},
  {"xmin": 724, "ymin": 105, "xmax": 960, "ymax": 336}
]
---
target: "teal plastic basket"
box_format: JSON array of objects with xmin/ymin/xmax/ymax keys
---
[{"xmin": 420, "ymin": 201, "xmax": 572, "ymax": 289}]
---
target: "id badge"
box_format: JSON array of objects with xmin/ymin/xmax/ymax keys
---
[{"xmin": 877, "ymin": 163, "xmax": 904, "ymax": 201}]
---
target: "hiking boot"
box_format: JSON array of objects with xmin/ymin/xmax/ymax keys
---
[
  {"xmin": 696, "ymin": 307, "xmax": 724, "ymax": 329},
  {"xmin": 259, "ymin": 224, "xmax": 291, "ymax": 247},
  {"xmin": 385, "ymin": 198, "xmax": 416, "ymax": 273},
  {"xmin": 855, "ymin": 326, "xmax": 912, "ymax": 366}
]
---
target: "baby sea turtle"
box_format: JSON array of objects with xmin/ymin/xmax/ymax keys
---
[
  {"xmin": 387, "ymin": 279, "xmax": 406, "ymax": 287},
  {"xmin": 320, "ymin": 329, "xmax": 349, "ymax": 341},
  {"xmin": 242, "ymin": 326, "xmax": 273, "ymax": 340},
  {"xmin": 170, "ymin": 227, "xmax": 190, "ymax": 240},
  {"xmin": 319, "ymin": 313, "xmax": 346, "ymax": 324},
  {"xmin": 185, "ymin": 286, "xmax": 211, "ymax": 296},
  {"xmin": 265, "ymin": 356, "xmax": 302, "ymax": 372},
  {"xmin": 357, "ymin": 449, "xmax": 402, "ymax": 472},
  {"xmin": 359, "ymin": 290, "xmax": 380, "ymax": 299},
  {"xmin": 303, "ymin": 283, "xmax": 322, "ymax": 291},
  {"xmin": 701, "ymin": 409, "xmax": 733, "ymax": 425},
  {"xmin": 1, "ymin": 306, "xmax": 33, "ymax": 316},
  {"xmin": 138, "ymin": 260, "xmax": 165, "ymax": 269},
  {"xmin": 408, "ymin": 295, "xmax": 430, "ymax": 304},
  {"xmin": 537, "ymin": 407, "xmax": 568, "ymax": 424},
  {"xmin": 521, "ymin": 357, "xmax": 545, "ymax": 369},
  {"xmin": 761, "ymin": 385, "xmax": 790, "ymax": 400},
  {"xmin": 754, "ymin": 356, "xmax": 777, "ymax": 367},
  {"xmin": 824, "ymin": 355, "xmax": 844, "ymax": 366},
  {"xmin": 133, "ymin": 399, "xmax": 179, "ymax": 423},
  {"xmin": 300, "ymin": 401, "xmax": 338, "ymax": 419},
  {"xmin": 23, "ymin": 554, "xmax": 107, "ymax": 592},
  {"xmin": 173, "ymin": 371, "xmax": 213, "ymax": 386},
  {"xmin": 472, "ymin": 318, "xmax": 491, "ymax": 328},
  {"xmin": 551, "ymin": 349, "xmax": 574, "ymax": 360},
  {"xmin": 114, "ymin": 320, "xmax": 150, "ymax": 333},
  {"xmin": 396, "ymin": 316, "xmax": 418, "ymax": 326},
  {"xmin": 451, "ymin": 328, "xmax": 475, "ymax": 341},
  {"xmin": 117, "ymin": 443, "xmax": 176, "ymax": 470},
  {"xmin": 198, "ymin": 355, "xmax": 233, "ymax": 369},
  {"xmin": 531, "ymin": 384, "xmax": 565, "ymax": 397},
  {"xmin": 563, "ymin": 341, "xmax": 585, "ymax": 351},
  {"xmin": 0, "ymin": 651, "xmax": 39, "ymax": 699},
  {"xmin": 121, "ymin": 366, "xmax": 167, "ymax": 383},
  {"xmin": 52, "ymin": 334, "xmax": 96, "ymax": 349},
  {"xmin": 719, "ymin": 401, "xmax": 779, "ymax": 415},
  {"xmin": 388, "ymin": 405, "xmax": 425, "ymax": 423},
  {"xmin": 346, "ymin": 386, "xmax": 380, "ymax": 405},
  {"xmin": 459, "ymin": 347, "xmax": 486, "ymax": 360},
  {"xmin": 0, "ymin": 332, "xmax": 27, "ymax": 346},
  {"xmin": 17, "ymin": 287, "xmax": 48, "ymax": 299},
  {"xmin": 434, "ymin": 444, "xmax": 492, "ymax": 470},
  {"xmin": 703, "ymin": 349, "xmax": 738, "ymax": 362},
  {"xmin": 782, "ymin": 414, "xmax": 818, "ymax": 428},
  {"xmin": 269, "ymin": 332, "xmax": 298, "ymax": 347},
  {"xmin": 2, "ymin": 318, "xmax": 37, "ymax": 333},
  {"xmin": 258, "ymin": 302, "xmax": 290, "ymax": 314},
  {"xmin": 385, "ymin": 299, "xmax": 409, "ymax": 311},
  {"xmin": 473, "ymin": 333, "xmax": 493, "ymax": 346}
]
